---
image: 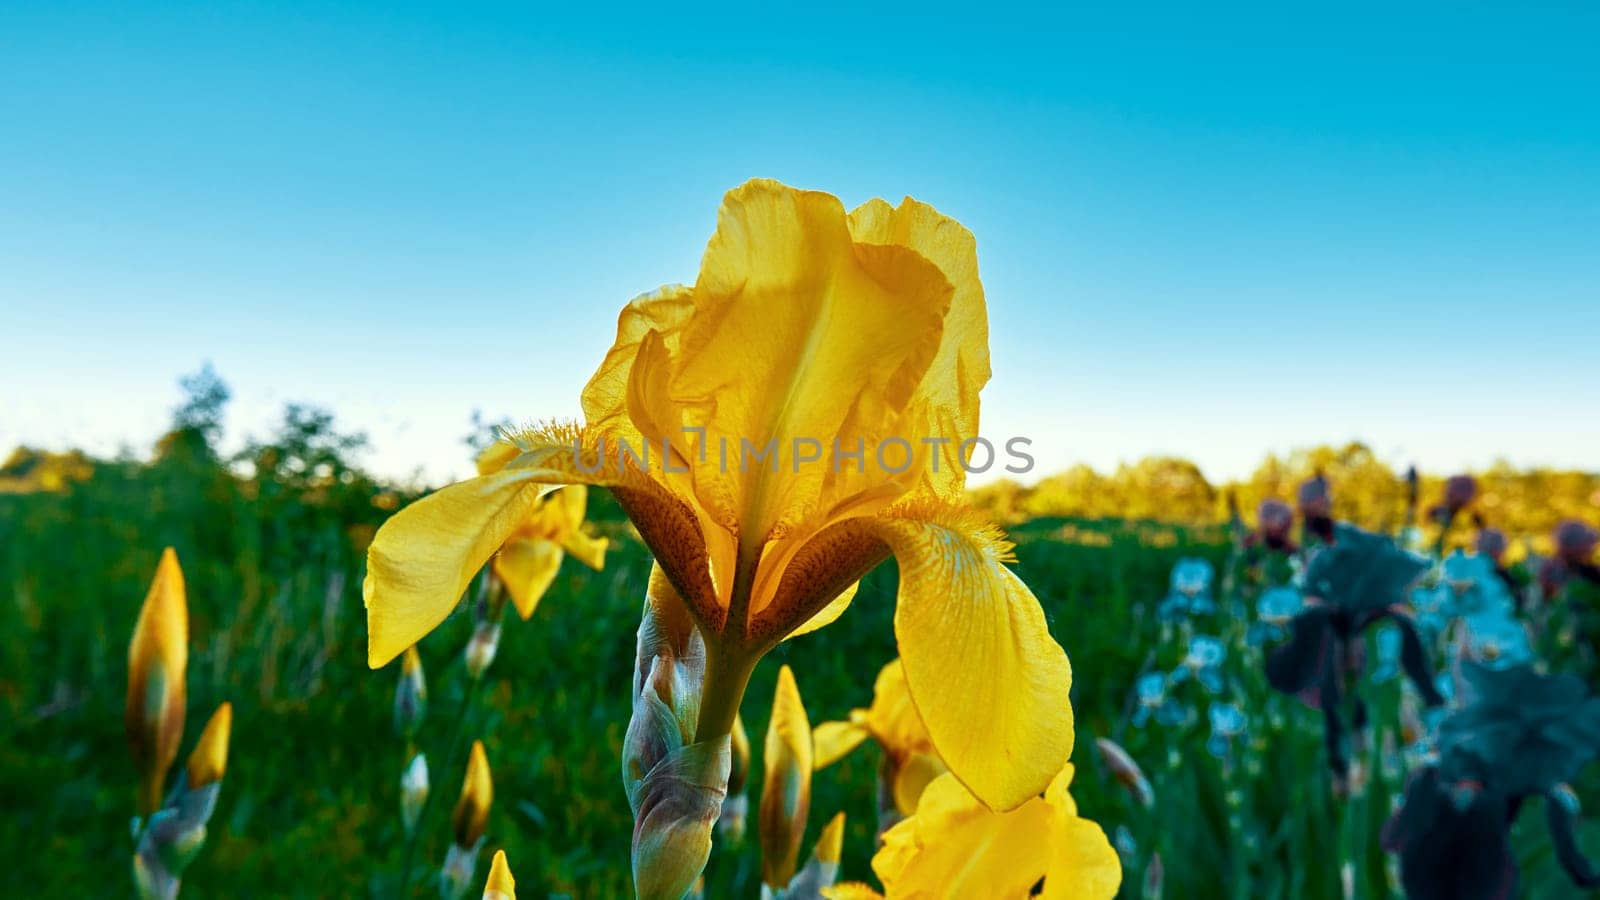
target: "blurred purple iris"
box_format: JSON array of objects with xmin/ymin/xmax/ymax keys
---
[{"xmin": 1383, "ymin": 662, "xmax": 1600, "ymax": 900}]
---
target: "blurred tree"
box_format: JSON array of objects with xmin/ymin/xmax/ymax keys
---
[
  {"xmin": 0, "ymin": 447, "xmax": 95, "ymax": 493},
  {"xmin": 970, "ymin": 442, "xmax": 1596, "ymax": 545},
  {"xmin": 155, "ymin": 362, "xmax": 231, "ymax": 464}
]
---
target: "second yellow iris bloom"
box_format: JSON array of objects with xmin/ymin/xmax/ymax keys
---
[
  {"xmin": 813, "ymin": 659, "xmax": 946, "ymax": 821},
  {"xmin": 824, "ymin": 765, "xmax": 1120, "ymax": 900}
]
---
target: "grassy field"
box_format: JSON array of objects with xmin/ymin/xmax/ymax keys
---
[{"xmin": 3, "ymin": 429, "xmax": 1596, "ymax": 898}]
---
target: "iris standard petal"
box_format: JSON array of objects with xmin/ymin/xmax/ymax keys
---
[
  {"xmin": 643, "ymin": 179, "xmax": 953, "ymax": 546},
  {"xmin": 847, "ymin": 196, "xmax": 991, "ymax": 501},
  {"xmin": 581, "ymin": 285, "xmax": 697, "ymax": 444}
]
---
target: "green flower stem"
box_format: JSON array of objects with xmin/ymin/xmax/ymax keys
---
[
  {"xmin": 695, "ymin": 647, "xmax": 756, "ymax": 745},
  {"xmin": 1431, "ymin": 508, "xmax": 1456, "ymax": 559},
  {"xmin": 399, "ymin": 668, "xmax": 484, "ymax": 897},
  {"xmin": 694, "ymin": 533, "xmax": 765, "ymax": 745}
]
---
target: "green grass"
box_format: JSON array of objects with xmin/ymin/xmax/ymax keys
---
[{"xmin": 3, "ymin": 451, "xmax": 1596, "ymax": 898}]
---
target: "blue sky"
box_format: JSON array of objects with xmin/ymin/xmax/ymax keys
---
[{"xmin": 3, "ymin": 4, "xmax": 1597, "ymax": 486}]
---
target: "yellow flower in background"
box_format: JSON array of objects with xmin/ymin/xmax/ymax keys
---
[
  {"xmin": 759, "ymin": 665, "xmax": 813, "ymax": 890},
  {"xmin": 364, "ymin": 179, "xmax": 1073, "ymax": 812},
  {"xmin": 126, "ymin": 547, "xmax": 189, "ymax": 816},
  {"xmin": 483, "ymin": 850, "xmax": 516, "ymax": 900},
  {"xmin": 813, "ymin": 659, "xmax": 946, "ymax": 818},
  {"xmin": 842, "ymin": 765, "xmax": 1119, "ymax": 900},
  {"xmin": 185, "ymin": 702, "xmax": 232, "ymax": 789},
  {"xmin": 453, "ymin": 740, "xmax": 494, "ymax": 849},
  {"xmin": 472, "ymin": 453, "xmax": 609, "ymax": 619}
]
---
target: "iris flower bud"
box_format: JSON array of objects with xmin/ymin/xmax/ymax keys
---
[
  {"xmin": 465, "ymin": 575, "xmax": 507, "ymax": 679},
  {"xmin": 760, "ymin": 665, "xmax": 813, "ymax": 891},
  {"xmin": 453, "ymin": 741, "xmax": 494, "ymax": 848},
  {"xmin": 127, "ymin": 548, "xmax": 188, "ymax": 817},
  {"xmin": 623, "ymin": 571, "xmax": 729, "ymax": 900},
  {"xmin": 131, "ymin": 702, "xmax": 231, "ymax": 900},
  {"xmin": 482, "ymin": 850, "xmax": 516, "ymax": 900},
  {"xmin": 394, "ymin": 646, "xmax": 427, "ymax": 740},
  {"xmin": 441, "ymin": 741, "xmax": 493, "ymax": 900},
  {"xmin": 1094, "ymin": 738, "xmax": 1154, "ymax": 809},
  {"xmin": 186, "ymin": 702, "xmax": 232, "ymax": 790},
  {"xmin": 400, "ymin": 752, "xmax": 429, "ymax": 834},
  {"xmin": 1143, "ymin": 852, "xmax": 1164, "ymax": 900},
  {"xmin": 464, "ymin": 621, "xmax": 502, "ymax": 681},
  {"xmin": 782, "ymin": 811, "xmax": 846, "ymax": 899}
]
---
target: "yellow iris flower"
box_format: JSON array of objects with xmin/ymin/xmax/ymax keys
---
[
  {"xmin": 813, "ymin": 659, "xmax": 946, "ymax": 819},
  {"xmin": 126, "ymin": 547, "xmax": 189, "ymax": 816},
  {"xmin": 364, "ymin": 179, "xmax": 1073, "ymax": 811},
  {"xmin": 822, "ymin": 765, "xmax": 1121, "ymax": 900},
  {"xmin": 473, "ymin": 470, "xmax": 608, "ymax": 620}
]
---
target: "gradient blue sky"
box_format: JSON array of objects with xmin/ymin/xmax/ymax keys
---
[{"xmin": 3, "ymin": 4, "xmax": 1597, "ymax": 486}]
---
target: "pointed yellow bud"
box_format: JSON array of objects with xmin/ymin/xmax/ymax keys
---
[
  {"xmin": 186, "ymin": 702, "xmax": 232, "ymax": 789},
  {"xmin": 729, "ymin": 713, "xmax": 751, "ymax": 795},
  {"xmin": 483, "ymin": 849, "xmax": 516, "ymax": 900},
  {"xmin": 785, "ymin": 810, "xmax": 849, "ymax": 897},
  {"xmin": 126, "ymin": 547, "xmax": 189, "ymax": 816},
  {"xmin": 453, "ymin": 741, "xmax": 494, "ymax": 848},
  {"xmin": 815, "ymin": 812, "xmax": 845, "ymax": 866},
  {"xmin": 759, "ymin": 665, "xmax": 813, "ymax": 890}
]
